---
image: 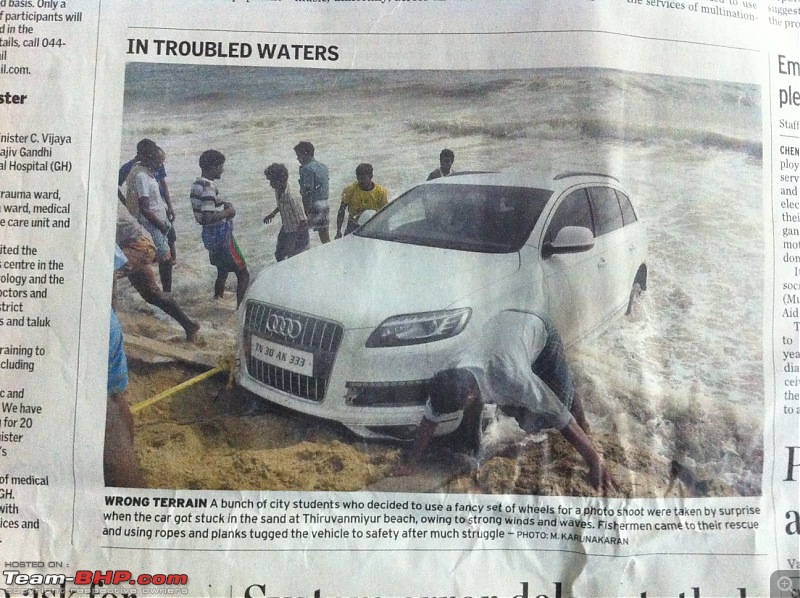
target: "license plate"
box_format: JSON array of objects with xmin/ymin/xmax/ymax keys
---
[{"xmin": 251, "ymin": 336, "xmax": 314, "ymax": 377}]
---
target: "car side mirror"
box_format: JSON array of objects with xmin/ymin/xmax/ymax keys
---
[{"xmin": 542, "ymin": 226, "xmax": 594, "ymax": 258}]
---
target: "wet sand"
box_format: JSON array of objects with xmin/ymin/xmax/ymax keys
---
[{"xmin": 118, "ymin": 303, "xmax": 739, "ymax": 498}]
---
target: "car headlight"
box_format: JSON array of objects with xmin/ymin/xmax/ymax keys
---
[{"xmin": 365, "ymin": 308, "xmax": 472, "ymax": 348}]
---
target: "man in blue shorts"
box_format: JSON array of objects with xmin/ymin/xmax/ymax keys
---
[
  {"xmin": 395, "ymin": 310, "xmax": 616, "ymax": 493},
  {"xmin": 190, "ymin": 149, "xmax": 250, "ymax": 307}
]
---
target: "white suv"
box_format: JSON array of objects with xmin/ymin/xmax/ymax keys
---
[{"xmin": 237, "ymin": 171, "xmax": 647, "ymax": 439}]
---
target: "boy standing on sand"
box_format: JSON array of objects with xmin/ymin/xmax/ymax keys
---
[
  {"xmin": 190, "ymin": 149, "xmax": 250, "ymax": 307},
  {"xmin": 105, "ymin": 247, "xmax": 146, "ymax": 488}
]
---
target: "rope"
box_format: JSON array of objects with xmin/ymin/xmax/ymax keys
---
[{"xmin": 130, "ymin": 353, "xmax": 236, "ymax": 414}]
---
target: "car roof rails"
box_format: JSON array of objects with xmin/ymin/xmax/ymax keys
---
[
  {"xmin": 441, "ymin": 170, "xmax": 499, "ymax": 177},
  {"xmin": 552, "ymin": 171, "xmax": 620, "ymax": 182}
]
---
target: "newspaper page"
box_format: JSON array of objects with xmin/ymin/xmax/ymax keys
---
[{"xmin": 0, "ymin": 0, "xmax": 798, "ymax": 596}]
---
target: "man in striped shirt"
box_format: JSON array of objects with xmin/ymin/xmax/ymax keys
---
[
  {"xmin": 190, "ymin": 149, "xmax": 250, "ymax": 307},
  {"xmin": 263, "ymin": 163, "xmax": 309, "ymax": 262}
]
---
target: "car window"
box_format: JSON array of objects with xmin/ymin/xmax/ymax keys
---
[
  {"xmin": 544, "ymin": 188, "xmax": 594, "ymax": 244},
  {"xmin": 356, "ymin": 183, "xmax": 552, "ymax": 253},
  {"xmin": 616, "ymin": 189, "xmax": 638, "ymax": 225},
  {"xmin": 588, "ymin": 186, "xmax": 624, "ymax": 236}
]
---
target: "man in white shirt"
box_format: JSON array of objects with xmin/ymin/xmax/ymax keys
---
[{"xmin": 396, "ymin": 310, "xmax": 616, "ymax": 493}]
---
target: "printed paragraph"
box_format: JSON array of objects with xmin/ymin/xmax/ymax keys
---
[
  {"xmin": 101, "ymin": 495, "xmax": 761, "ymax": 549},
  {"xmin": 0, "ymin": 0, "xmax": 86, "ymax": 79}
]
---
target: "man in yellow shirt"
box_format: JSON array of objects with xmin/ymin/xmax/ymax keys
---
[{"xmin": 335, "ymin": 163, "xmax": 388, "ymax": 239}]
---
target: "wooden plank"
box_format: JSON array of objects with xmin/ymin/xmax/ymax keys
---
[{"xmin": 124, "ymin": 334, "xmax": 219, "ymax": 369}]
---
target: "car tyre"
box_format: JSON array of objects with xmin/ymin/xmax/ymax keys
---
[
  {"xmin": 626, "ymin": 282, "xmax": 642, "ymax": 316},
  {"xmin": 626, "ymin": 266, "xmax": 648, "ymax": 317}
]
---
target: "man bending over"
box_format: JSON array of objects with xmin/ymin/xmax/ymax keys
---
[{"xmin": 395, "ymin": 310, "xmax": 616, "ymax": 493}]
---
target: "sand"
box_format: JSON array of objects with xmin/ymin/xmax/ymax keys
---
[{"xmin": 118, "ymin": 304, "xmax": 738, "ymax": 498}]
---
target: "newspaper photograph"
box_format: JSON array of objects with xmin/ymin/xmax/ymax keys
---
[
  {"xmin": 115, "ymin": 63, "xmax": 763, "ymax": 500},
  {"xmin": 0, "ymin": 0, "xmax": 797, "ymax": 597}
]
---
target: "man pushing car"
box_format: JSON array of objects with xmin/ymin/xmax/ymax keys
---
[{"xmin": 394, "ymin": 309, "xmax": 617, "ymax": 494}]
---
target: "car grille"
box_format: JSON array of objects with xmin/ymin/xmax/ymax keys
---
[
  {"xmin": 243, "ymin": 301, "xmax": 343, "ymax": 403},
  {"xmin": 345, "ymin": 381, "xmax": 429, "ymax": 407}
]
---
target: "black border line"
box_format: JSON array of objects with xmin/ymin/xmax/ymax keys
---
[
  {"xmin": 71, "ymin": 0, "xmax": 105, "ymax": 544},
  {"xmin": 102, "ymin": 546, "xmax": 767, "ymax": 557},
  {"xmin": 768, "ymin": 50, "xmax": 778, "ymax": 573}
]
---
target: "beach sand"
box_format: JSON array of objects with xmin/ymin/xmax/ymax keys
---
[{"xmin": 119, "ymin": 306, "xmax": 738, "ymax": 498}]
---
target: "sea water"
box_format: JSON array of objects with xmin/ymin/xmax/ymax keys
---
[{"xmin": 120, "ymin": 65, "xmax": 763, "ymax": 495}]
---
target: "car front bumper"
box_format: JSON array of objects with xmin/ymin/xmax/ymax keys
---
[{"xmin": 236, "ymin": 299, "xmax": 466, "ymax": 439}]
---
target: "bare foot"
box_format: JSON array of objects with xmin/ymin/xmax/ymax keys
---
[
  {"xmin": 576, "ymin": 415, "xmax": 591, "ymax": 436},
  {"xmin": 589, "ymin": 459, "xmax": 618, "ymax": 496},
  {"xmin": 185, "ymin": 321, "xmax": 202, "ymax": 344}
]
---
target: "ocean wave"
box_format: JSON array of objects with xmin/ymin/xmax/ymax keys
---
[
  {"xmin": 577, "ymin": 120, "xmax": 762, "ymax": 159},
  {"xmin": 219, "ymin": 116, "xmax": 280, "ymax": 131},
  {"xmin": 407, "ymin": 116, "xmax": 761, "ymax": 159},
  {"xmin": 571, "ymin": 349, "xmax": 763, "ymax": 497},
  {"xmin": 387, "ymin": 78, "xmax": 518, "ymax": 101},
  {"xmin": 408, "ymin": 119, "xmax": 530, "ymax": 140},
  {"xmin": 124, "ymin": 124, "xmax": 197, "ymax": 136}
]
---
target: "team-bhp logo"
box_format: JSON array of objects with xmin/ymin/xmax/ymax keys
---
[
  {"xmin": 2, "ymin": 569, "xmax": 189, "ymax": 593},
  {"xmin": 266, "ymin": 314, "xmax": 303, "ymax": 339}
]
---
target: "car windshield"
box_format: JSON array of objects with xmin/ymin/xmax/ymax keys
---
[{"xmin": 356, "ymin": 183, "xmax": 552, "ymax": 253}]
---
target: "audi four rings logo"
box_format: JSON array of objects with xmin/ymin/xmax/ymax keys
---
[{"xmin": 266, "ymin": 315, "xmax": 303, "ymax": 339}]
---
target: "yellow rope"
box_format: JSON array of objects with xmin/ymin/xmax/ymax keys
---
[
  {"xmin": 219, "ymin": 353, "xmax": 237, "ymax": 388},
  {"xmin": 131, "ymin": 360, "xmax": 230, "ymax": 414}
]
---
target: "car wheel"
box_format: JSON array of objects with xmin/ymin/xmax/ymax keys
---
[
  {"xmin": 626, "ymin": 266, "xmax": 647, "ymax": 317},
  {"xmin": 625, "ymin": 264, "xmax": 647, "ymax": 316},
  {"xmin": 626, "ymin": 282, "xmax": 642, "ymax": 316}
]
